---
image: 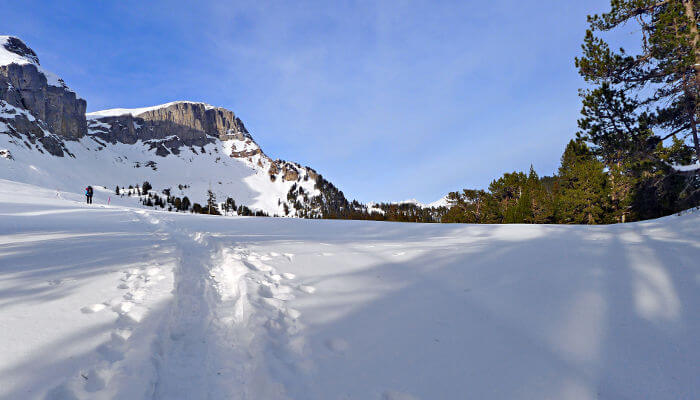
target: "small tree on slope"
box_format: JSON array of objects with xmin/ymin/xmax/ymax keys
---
[{"xmin": 557, "ymin": 140, "xmax": 610, "ymax": 224}]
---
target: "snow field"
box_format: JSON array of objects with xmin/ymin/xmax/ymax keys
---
[{"xmin": 1, "ymin": 179, "xmax": 699, "ymax": 399}]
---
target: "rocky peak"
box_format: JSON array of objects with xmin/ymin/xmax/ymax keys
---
[
  {"xmin": 1, "ymin": 36, "xmax": 40, "ymax": 65},
  {"xmin": 0, "ymin": 36, "xmax": 87, "ymax": 140},
  {"xmin": 135, "ymin": 102, "xmax": 251, "ymax": 142},
  {"xmin": 86, "ymin": 101, "xmax": 255, "ymax": 156}
]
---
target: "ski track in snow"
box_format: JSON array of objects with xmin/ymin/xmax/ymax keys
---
[
  {"xmin": 143, "ymin": 212, "xmax": 314, "ymax": 400},
  {"xmin": 46, "ymin": 208, "xmax": 315, "ymax": 399},
  {"xmin": 46, "ymin": 210, "xmax": 315, "ymax": 400}
]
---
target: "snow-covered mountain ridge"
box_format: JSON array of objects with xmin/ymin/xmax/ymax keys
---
[{"xmin": 0, "ymin": 36, "xmax": 338, "ymax": 217}]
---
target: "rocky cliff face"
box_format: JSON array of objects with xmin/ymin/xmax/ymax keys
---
[
  {"xmin": 86, "ymin": 102, "xmax": 256, "ymax": 158},
  {"xmin": 0, "ymin": 100, "xmax": 71, "ymax": 157},
  {"xmin": 0, "ymin": 36, "xmax": 87, "ymax": 140},
  {"xmin": 87, "ymin": 101, "xmax": 321, "ymax": 184}
]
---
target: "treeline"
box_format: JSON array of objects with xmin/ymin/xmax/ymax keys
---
[
  {"xmin": 115, "ymin": 182, "xmax": 269, "ymax": 217},
  {"xmin": 296, "ymin": 175, "xmax": 444, "ymax": 222},
  {"xmin": 443, "ymin": 139, "xmax": 698, "ymax": 224}
]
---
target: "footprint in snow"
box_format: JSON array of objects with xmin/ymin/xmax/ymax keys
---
[
  {"xmin": 81, "ymin": 303, "xmax": 107, "ymax": 314},
  {"xmin": 112, "ymin": 301, "xmax": 134, "ymax": 314},
  {"xmin": 83, "ymin": 368, "xmax": 109, "ymax": 392},
  {"xmin": 245, "ymin": 259, "xmax": 274, "ymax": 272},
  {"xmin": 97, "ymin": 342, "xmax": 124, "ymax": 362},
  {"xmin": 111, "ymin": 329, "xmax": 132, "ymax": 344},
  {"xmin": 285, "ymin": 308, "xmax": 301, "ymax": 320},
  {"xmin": 298, "ymin": 285, "xmax": 316, "ymax": 294},
  {"xmin": 124, "ymin": 289, "xmax": 146, "ymax": 302},
  {"xmin": 261, "ymin": 297, "xmax": 284, "ymax": 310},
  {"xmin": 120, "ymin": 307, "xmax": 146, "ymax": 324},
  {"xmin": 284, "ymin": 253, "xmax": 295, "ymax": 261}
]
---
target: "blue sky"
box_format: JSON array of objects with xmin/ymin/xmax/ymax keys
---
[{"xmin": 4, "ymin": 0, "xmax": 614, "ymax": 203}]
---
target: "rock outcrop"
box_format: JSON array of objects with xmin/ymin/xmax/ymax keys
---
[
  {"xmin": 0, "ymin": 36, "xmax": 87, "ymax": 140},
  {"xmin": 0, "ymin": 100, "xmax": 71, "ymax": 157},
  {"xmin": 87, "ymin": 102, "xmax": 252, "ymax": 155}
]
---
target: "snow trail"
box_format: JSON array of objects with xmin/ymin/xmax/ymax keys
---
[{"xmin": 135, "ymin": 211, "xmax": 311, "ymax": 399}]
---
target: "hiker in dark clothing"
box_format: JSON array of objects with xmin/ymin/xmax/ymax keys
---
[{"xmin": 85, "ymin": 186, "xmax": 93, "ymax": 204}]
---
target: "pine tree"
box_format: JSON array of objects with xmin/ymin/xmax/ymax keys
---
[
  {"xmin": 181, "ymin": 196, "xmax": 191, "ymax": 211},
  {"xmin": 576, "ymin": 0, "xmax": 700, "ymax": 163},
  {"xmin": 206, "ymin": 190, "xmax": 217, "ymax": 214},
  {"xmin": 525, "ymin": 166, "xmax": 555, "ymax": 223},
  {"xmin": 115, "ymin": 186, "xmax": 120, "ymax": 195},
  {"xmin": 142, "ymin": 181, "xmax": 152, "ymax": 193},
  {"xmin": 489, "ymin": 172, "xmax": 530, "ymax": 223},
  {"xmin": 557, "ymin": 140, "xmax": 610, "ymax": 224}
]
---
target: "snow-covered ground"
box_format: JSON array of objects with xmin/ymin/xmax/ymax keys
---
[{"xmin": 1, "ymin": 179, "xmax": 699, "ymax": 400}]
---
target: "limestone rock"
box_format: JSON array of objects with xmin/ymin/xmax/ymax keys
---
[
  {"xmin": 0, "ymin": 37, "xmax": 87, "ymax": 140},
  {"xmin": 87, "ymin": 102, "xmax": 253, "ymax": 155}
]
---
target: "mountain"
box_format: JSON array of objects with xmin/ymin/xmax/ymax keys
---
[
  {"xmin": 0, "ymin": 36, "xmax": 348, "ymax": 217},
  {"xmin": 393, "ymin": 196, "xmax": 449, "ymax": 208}
]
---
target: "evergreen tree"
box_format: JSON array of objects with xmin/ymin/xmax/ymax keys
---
[
  {"xmin": 489, "ymin": 172, "xmax": 530, "ymax": 223},
  {"xmin": 115, "ymin": 186, "xmax": 120, "ymax": 195},
  {"xmin": 142, "ymin": 181, "xmax": 152, "ymax": 193},
  {"xmin": 525, "ymin": 166, "xmax": 556, "ymax": 223},
  {"xmin": 576, "ymin": 0, "xmax": 700, "ymax": 162},
  {"xmin": 181, "ymin": 196, "xmax": 191, "ymax": 211},
  {"xmin": 206, "ymin": 190, "xmax": 218, "ymax": 214},
  {"xmin": 575, "ymin": 0, "xmax": 700, "ymax": 218},
  {"xmin": 556, "ymin": 140, "xmax": 610, "ymax": 224}
]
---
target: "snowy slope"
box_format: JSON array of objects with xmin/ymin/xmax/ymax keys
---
[
  {"xmin": 1, "ymin": 35, "xmax": 323, "ymax": 217},
  {"xmin": 390, "ymin": 196, "xmax": 449, "ymax": 209},
  {"xmin": 1, "ymin": 179, "xmax": 699, "ymax": 399},
  {"xmin": 0, "ymin": 117, "xmax": 319, "ymax": 217}
]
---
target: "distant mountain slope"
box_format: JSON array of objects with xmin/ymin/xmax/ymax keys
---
[
  {"xmin": 0, "ymin": 36, "xmax": 450, "ymax": 219},
  {"xmin": 0, "ymin": 36, "xmax": 344, "ymax": 217}
]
